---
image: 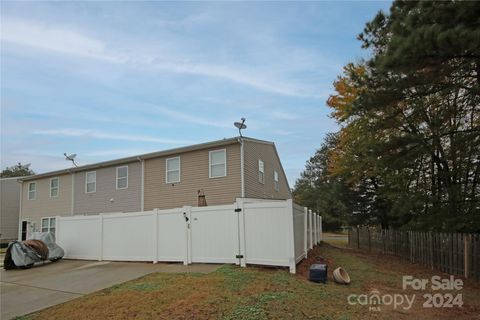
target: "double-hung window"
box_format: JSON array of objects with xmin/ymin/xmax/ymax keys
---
[
  {"xmin": 85, "ymin": 171, "xmax": 96, "ymax": 193},
  {"xmin": 50, "ymin": 177, "xmax": 59, "ymax": 197},
  {"xmin": 28, "ymin": 182, "xmax": 36, "ymax": 200},
  {"xmin": 209, "ymin": 149, "xmax": 226, "ymax": 178},
  {"xmin": 166, "ymin": 157, "xmax": 180, "ymax": 183},
  {"xmin": 274, "ymin": 171, "xmax": 279, "ymax": 192},
  {"xmin": 116, "ymin": 166, "xmax": 128, "ymax": 189},
  {"xmin": 41, "ymin": 217, "xmax": 56, "ymax": 234},
  {"xmin": 258, "ymin": 160, "xmax": 265, "ymax": 184}
]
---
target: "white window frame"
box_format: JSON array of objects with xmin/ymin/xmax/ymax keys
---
[
  {"xmin": 116, "ymin": 166, "xmax": 129, "ymax": 190},
  {"xmin": 209, "ymin": 149, "xmax": 227, "ymax": 178},
  {"xmin": 85, "ymin": 171, "xmax": 96, "ymax": 193},
  {"xmin": 41, "ymin": 217, "xmax": 56, "ymax": 233},
  {"xmin": 50, "ymin": 177, "xmax": 59, "ymax": 198},
  {"xmin": 28, "ymin": 182, "xmax": 36, "ymax": 200},
  {"xmin": 165, "ymin": 156, "xmax": 181, "ymax": 184},
  {"xmin": 258, "ymin": 159, "xmax": 265, "ymax": 184},
  {"xmin": 274, "ymin": 170, "xmax": 279, "ymax": 192}
]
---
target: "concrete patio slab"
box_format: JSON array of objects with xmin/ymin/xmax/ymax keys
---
[{"xmin": 1, "ymin": 259, "xmax": 221, "ymax": 320}]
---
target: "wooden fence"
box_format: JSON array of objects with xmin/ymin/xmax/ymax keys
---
[{"xmin": 348, "ymin": 228, "xmax": 480, "ymax": 280}]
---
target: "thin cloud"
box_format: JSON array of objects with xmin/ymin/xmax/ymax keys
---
[
  {"xmin": 150, "ymin": 59, "xmax": 313, "ymax": 97},
  {"xmin": 271, "ymin": 111, "xmax": 301, "ymax": 120},
  {"xmin": 1, "ymin": 17, "xmax": 125, "ymax": 63},
  {"xmin": 33, "ymin": 129, "xmax": 194, "ymax": 144},
  {"xmin": 18, "ymin": 109, "xmax": 174, "ymax": 129},
  {"xmin": 1, "ymin": 17, "xmax": 319, "ymax": 97},
  {"xmin": 144, "ymin": 104, "xmax": 232, "ymax": 129},
  {"xmin": 150, "ymin": 13, "xmax": 212, "ymax": 28},
  {"xmin": 272, "ymin": 129, "xmax": 293, "ymax": 136},
  {"xmin": 2, "ymin": 152, "xmax": 72, "ymax": 173}
]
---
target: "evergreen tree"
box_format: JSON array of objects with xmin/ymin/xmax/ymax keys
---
[{"xmin": 294, "ymin": 1, "xmax": 480, "ymax": 232}]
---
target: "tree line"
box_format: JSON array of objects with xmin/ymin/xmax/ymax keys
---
[
  {"xmin": 0, "ymin": 163, "xmax": 35, "ymax": 178},
  {"xmin": 293, "ymin": 1, "xmax": 480, "ymax": 232}
]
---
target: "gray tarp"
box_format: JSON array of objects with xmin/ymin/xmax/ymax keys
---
[
  {"xmin": 4, "ymin": 232, "xmax": 64, "ymax": 269},
  {"xmin": 30, "ymin": 232, "xmax": 64, "ymax": 260}
]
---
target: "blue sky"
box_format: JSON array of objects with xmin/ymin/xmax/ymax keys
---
[{"xmin": 1, "ymin": 1, "xmax": 391, "ymax": 186}]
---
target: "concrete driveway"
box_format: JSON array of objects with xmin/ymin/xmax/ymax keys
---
[{"xmin": 1, "ymin": 259, "xmax": 221, "ymax": 320}]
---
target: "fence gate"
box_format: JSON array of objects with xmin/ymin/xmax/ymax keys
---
[
  {"xmin": 241, "ymin": 200, "xmax": 294, "ymax": 269},
  {"xmin": 188, "ymin": 204, "xmax": 239, "ymax": 264}
]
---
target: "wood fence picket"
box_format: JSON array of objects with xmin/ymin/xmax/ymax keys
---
[{"xmin": 348, "ymin": 228, "xmax": 479, "ymax": 279}]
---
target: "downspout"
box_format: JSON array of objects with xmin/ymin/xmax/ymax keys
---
[
  {"xmin": 71, "ymin": 171, "xmax": 75, "ymax": 215},
  {"xmin": 138, "ymin": 157, "xmax": 144, "ymax": 211},
  {"xmin": 239, "ymin": 137, "xmax": 245, "ymax": 198},
  {"xmin": 18, "ymin": 180, "xmax": 23, "ymax": 240}
]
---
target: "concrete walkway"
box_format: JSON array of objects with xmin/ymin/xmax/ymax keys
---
[{"xmin": 1, "ymin": 259, "xmax": 221, "ymax": 320}]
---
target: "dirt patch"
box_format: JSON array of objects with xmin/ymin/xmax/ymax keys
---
[{"xmin": 296, "ymin": 245, "xmax": 333, "ymax": 280}]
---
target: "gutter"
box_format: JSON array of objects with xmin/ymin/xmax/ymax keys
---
[
  {"xmin": 17, "ymin": 181, "xmax": 23, "ymax": 240},
  {"xmin": 70, "ymin": 170, "xmax": 75, "ymax": 215},
  {"xmin": 137, "ymin": 157, "xmax": 144, "ymax": 211},
  {"xmin": 237, "ymin": 137, "xmax": 245, "ymax": 198}
]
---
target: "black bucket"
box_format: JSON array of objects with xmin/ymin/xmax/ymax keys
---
[{"xmin": 309, "ymin": 263, "xmax": 328, "ymax": 283}]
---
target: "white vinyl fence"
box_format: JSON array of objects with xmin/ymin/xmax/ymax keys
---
[{"xmin": 55, "ymin": 198, "xmax": 322, "ymax": 273}]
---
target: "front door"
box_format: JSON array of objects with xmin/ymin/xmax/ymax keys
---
[{"xmin": 21, "ymin": 221, "xmax": 28, "ymax": 240}]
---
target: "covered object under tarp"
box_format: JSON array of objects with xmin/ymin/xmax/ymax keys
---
[{"xmin": 3, "ymin": 232, "xmax": 64, "ymax": 270}]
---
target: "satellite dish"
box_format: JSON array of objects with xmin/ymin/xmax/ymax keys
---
[
  {"xmin": 64, "ymin": 153, "xmax": 78, "ymax": 167},
  {"xmin": 234, "ymin": 122, "xmax": 247, "ymax": 130},
  {"xmin": 234, "ymin": 117, "xmax": 247, "ymax": 137}
]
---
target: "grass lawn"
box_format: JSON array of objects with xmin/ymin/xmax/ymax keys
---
[
  {"xmin": 322, "ymin": 232, "xmax": 348, "ymax": 248},
  {"xmin": 21, "ymin": 243, "xmax": 480, "ymax": 320}
]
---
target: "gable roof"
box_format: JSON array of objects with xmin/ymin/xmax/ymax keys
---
[{"xmin": 18, "ymin": 136, "xmax": 274, "ymax": 182}]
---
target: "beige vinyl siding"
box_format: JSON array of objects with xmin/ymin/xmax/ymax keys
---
[
  {"xmin": 74, "ymin": 162, "xmax": 141, "ymax": 214},
  {"xmin": 0, "ymin": 178, "xmax": 21, "ymax": 241},
  {"xmin": 20, "ymin": 174, "xmax": 72, "ymax": 232},
  {"xmin": 144, "ymin": 143, "xmax": 241, "ymax": 210},
  {"xmin": 243, "ymin": 140, "xmax": 291, "ymax": 200}
]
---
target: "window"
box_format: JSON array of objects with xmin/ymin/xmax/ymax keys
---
[
  {"xmin": 116, "ymin": 166, "xmax": 128, "ymax": 189},
  {"xmin": 166, "ymin": 157, "xmax": 180, "ymax": 183},
  {"xmin": 50, "ymin": 177, "xmax": 59, "ymax": 197},
  {"xmin": 274, "ymin": 171, "xmax": 279, "ymax": 192},
  {"xmin": 85, "ymin": 171, "xmax": 96, "ymax": 193},
  {"xmin": 258, "ymin": 160, "xmax": 265, "ymax": 184},
  {"xmin": 28, "ymin": 182, "xmax": 36, "ymax": 200},
  {"xmin": 41, "ymin": 217, "xmax": 56, "ymax": 234},
  {"xmin": 209, "ymin": 149, "xmax": 226, "ymax": 178}
]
